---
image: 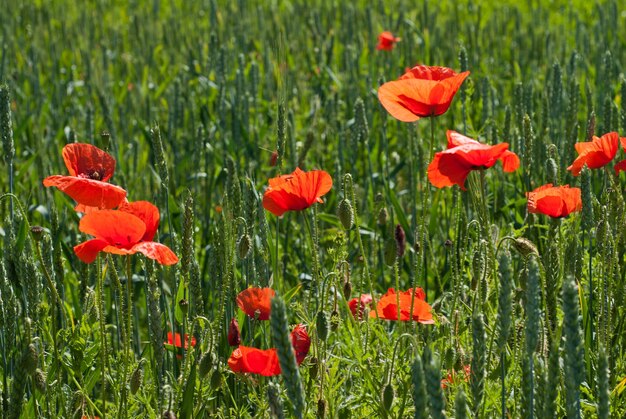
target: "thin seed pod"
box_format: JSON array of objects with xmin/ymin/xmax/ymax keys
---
[
  {"xmin": 270, "ymin": 296, "xmax": 305, "ymax": 418},
  {"xmin": 411, "ymin": 353, "xmax": 428, "ymax": 419},
  {"xmin": 562, "ymin": 275, "xmax": 584, "ymax": 419}
]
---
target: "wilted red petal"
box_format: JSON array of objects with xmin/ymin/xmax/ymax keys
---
[
  {"xmin": 263, "ymin": 169, "xmax": 332, "ymax": 216},
  {"xmin": 370, "ymin": 288, "xmax": 434, "ymax": 323},
  {"xmin": 79, "ymin": 210, "xmax": 146, "ymax": 247},
  {"xmin": 62, "ymin": 143, "xmax": 116, "ymax": 181},
  {"xmin": 236, "ymin": 287, "xmax": 276, "ymax": 320},
  {"xmin": 567, "ymin": 132, "xmax": 619, "ymax": 176},
  {"xmin": 119, "ymin": 200, "xmax": 160, "ymax": 241},
  {"xmin": 527, "ymin": 184, "xmax": 582, "ymax": 218},
  {"xmin": 228, "ymin": 318, "xmax": 241, "ymax": 347},
  {"xmin": 43, "ymin": 176, "xmax": 127, "ymax": 209},
  {"xmin": 228, "ymin": 346, "xmax": 281, "ymax": 377},
  {"xmin": 73, "ymin": 239, "xmax": 109, "ymax": 263},
  {"xmin": 290, "ymin": 324, "xmax": 311, "ymax": 365}
]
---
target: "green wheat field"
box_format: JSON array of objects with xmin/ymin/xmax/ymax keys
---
[{"xmin": 0, "ymin": 0, "xmax": 625, "ymax": 417}]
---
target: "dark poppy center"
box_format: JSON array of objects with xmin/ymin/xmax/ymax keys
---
[{"xmin": 89, "ymin": 171, "xmax": 102, "ymax": 180}]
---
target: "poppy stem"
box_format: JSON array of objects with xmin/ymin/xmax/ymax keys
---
[{"xmin": 95, "ymin": 254, "xmax": 108, "ymax": 418}]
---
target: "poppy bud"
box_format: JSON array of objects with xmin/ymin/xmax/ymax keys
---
[
  {"xmin": 210, "ymin": 369, "xmax": 222, "ymax": 390},
  {"xmin": 198, "ymin": 351, "xmax": 214, "ymax": 378},
  {"xmin": 337, "ymin": 198, "xmax": 354, "ymax": 230},
  {"xmin": 130, "ymin": 362, "xmax": 144, "ymax": 395},
  {"xmin": 330, "ymin": 309, "xmax": 340, "ymax": 332},
  {"xmin": 384, "ymin": 238, "xmax": 397, "ymax": 266},
  {"xmin": 545, "ymin": 157, "xmax": 558, "ymax": 185},
  {"xmin": 25, "ymin": 343, "xmax": 38, "ymax": 375},
  {"xmin": 317, "ymin": 398, "xmax": 327, "ymax": 418},
  {"xmin": 342, "ymin": 280, "xmax": 352, "ymax": 300},
  {"xmin": 316, "ymin": 311, "xmax": 329, "ymax": 342},
  {"xmin": 512, "ymin": 237, "xmax": 538, "ymax": 257},
  {"xmin": 269, "ymin": 150, "xmax": 278, "ymax": 167},
  {"xmin": 378, "ymin": 207, "xmax": 388, "ymax": 226},
  {"xmin": 382, "ymin": 383, "xmax": 395, "ymax": 412},
  {"xmin": 309, "ymin": 357, "xmax": 319, "ymax": 377},
  {"xmin": 30, "ymin": 226, "xmax": 44, "ymax": 242},
  {"xmin": 178, "ymin": 299, "xmax": 189, "ymax": 316},
  {"xmin": 34, "ymin": 368, "xmax": 46, "ymax": 393},
  {"xmin": 375, "ymin": 192, "xmax": 384, "ymax": 203},
  {"xmin": 228, "ymin": 318, "xmax": 241, "ymax": 347},
  {"xmin": 394, "ymin": 224, "xmax": 406, "ymax": 257},
  {"xmin": 444, "ymin": 239, "xmax": 453, "ymax": 248},
  {"xmin": 237, "ymin": 234, "xmax": 251, "ymax": 259}
]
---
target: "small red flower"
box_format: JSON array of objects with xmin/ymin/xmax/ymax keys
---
[
  {"xmin": 526, "ymin": 184, "xmax": 582, "ymax": 218},
  {"xmin": 228, "ymin": 325, "xmax": 310, "ymax": 376},
  {"xmin": 376, "ymin": 31, "xmax": 401, "ymax": 51},
  {"xmin": 165, "ymin": 331, "xmax": 197, "ymax": 359},
  {"xmin": 236, "ymin": 287, "xmax": 276, "ymax": 320},
  {"xmin": 73, "ymin": 201, "xmax": 178, "ymax": 265},
  {"xmin": 43, "ymin": 143, "xmax": 127, "ymax": 209},
  {"xmin": 228, "ymin": 318, "xmax": 241, "ymax": 347},
  {"xmin": 377, "ymin": 66, "xmax": 470, "ymax": 122},
  {"xmin": 290, "ymin": 324, "xmax": 311, "ymax": 365},
  {"xmin": 262, "ymin": 168, "xmax": 333, "ymax": 216},
  {"xmin": 441, "ymin": 365, "xmax": 471, "ymax": 389},
  {"xmin": 348, "ymin": 294, "xmax": 373, "ymax": 319},
  {"xmin": 427, "ymin": 130, "xmax": 520, "ymax": 190},
  {"xmin": 567, "ymin": 132, "xmax": 623, "ymax": 176},
  {"xmin": 369, "ymin": 288, "xmax": 434, "ymax": 324}
]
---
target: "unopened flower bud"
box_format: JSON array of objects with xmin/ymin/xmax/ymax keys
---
[
  {"xmin": 382, "ymin": 383, "xmax": 395, "ymax": 412},
  {"xmin": 198, "ymin": 351, "xmax": 214, "ymax": 378},
  {"xmin": 316, "ymin": 311, "xmax": 329, "ymax": 341},
  {"xmin": 228, "ymin": 318, "xmax": 241, "ymax": 347},
  {"xmin": 237, "ymin": 234, "xmax": 251, "ymax": 259},
  {"xmin": 378, "ymin": 207, "xmax": 388, "ymax": 226},
  {"xmin": 317, "ymin": 398, "xmax": 327, "ymax": 418},
  {"xmin": 394, "ymin": 224, "xmax": 406, "ymax": 257},
  {"xmin": 30, "ymin": 226, "xmax": 44, "ymax": 242},
  {"xmin": 337, "ymin": 198, "xmax": 354, "ymax": 230},
  {"xmin": 34, "ymin": 369, "xmax": 46, "ymax": 393},
  {"xmin": 512, "ymin": 237, "xmax": 538, "ymax": 257},
  {"xmin": 342, "ymin": 280, "xmax": 352, "ymax": 300},
  {"xmin": 178, "ymin": 299, "xmax": 189, "ymax": 316},
  {"xmin": 130, "ymin": 361, "xmax": 144, "ymax": 395}
]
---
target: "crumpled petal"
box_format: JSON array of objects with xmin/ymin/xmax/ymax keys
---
[{"xmin": 43, "ymin": 175, "xmax": 127, "ymax": 209}]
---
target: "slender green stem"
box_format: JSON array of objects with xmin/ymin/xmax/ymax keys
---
[
  {"xmin": 96, "ymin": 254, "xmax": 107, "ymax": 418},
  {"xmin": 501, "ymin": 352, "xmax": 506, "ymax": 419}
]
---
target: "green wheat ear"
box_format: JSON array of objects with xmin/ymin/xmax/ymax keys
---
[
  {"xmin": 271, "ymin": 295, "xmax": 305, "ymax": 419},
  {"xmin": 411, "ymin": 353, "xmax": 428, "ymax": 419},
  {"xmin": 424, "ymin": 348, "xmax": 447, "ymax": 419},
  {"xmin": 562, "ymin": 275, "xmax": 584, "ymax": 419}
]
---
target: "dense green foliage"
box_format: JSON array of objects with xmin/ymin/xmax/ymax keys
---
[{"xmin": 1, "ymin": 0, "xmax": 625, "ymax": 417}]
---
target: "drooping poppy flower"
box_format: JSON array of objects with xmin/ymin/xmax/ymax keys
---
[
  {"xmin": 526, "ymin": 184, "xmax": 582, "ymax": 218},
  {"xmin": 290, "ymin": 324, "xmax": 311, "ymax": 365},
  {"xmin": 427, "ymin": 130, "xmax": 520, "ymax": 190},
  {"xmin": 228, "ymin": 318, "xmax": 241, "ymax": 347},
  {"xmin": 377, "ymin": 65, "xmax": 470, "ymax": 122},
  {"xmin": 376, "ymin": 31, "xmax": 401, "ymax": 51},
  {"xmin": 348, "ymin": 294, "xmax": 373, "ymax": 319},
  {"xmin": 262, "ymin": 168, "xmax": 333, "ymax": 216},
  {"xmin": 369, "ymin": 288, "xmax": 434, "ymax": 323},
  {"xmin": 43, "ymin": 143, "xmax": 127, "ymax": 209},
  {"xmin": 73, "ymin": 201, "xmax": 178, "ymax": 265},
  {"xmin": 236, "ymin": 287, "xmax": 276, "ymax": 320},
  {"xmin": 567, "ymin": 132, "xmax": 623, "ymax": 176},
  {"xmin": 228, "ymin": 325, "xmax": 310, "ymax": 376}
]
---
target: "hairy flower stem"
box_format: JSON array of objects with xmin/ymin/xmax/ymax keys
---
[
  {"xmin": 96, "ymin": 255, "xmax": 108, "ymax": 418},
  {"xmin": 346, "ymin": 174, "xmax": 378, "ymax": 318},
  {"xmin": 119, "ymin": 256, "xmax": 134, "ymax": 418}
]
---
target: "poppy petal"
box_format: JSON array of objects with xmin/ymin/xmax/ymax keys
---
[
  {"xmin": 228, "ymin": 346, "xmax": 281, "ymax": 377},
  {"xmin": 567, "ymin": 132, "xmax": 619, "ymax": 176},
  {"xmin": 427, "ymin": 152, "xmax": 472, "ymax": 190},
  {"xmin": 130, "ymin": 242, "xmax": 179, "ymax": 265},
  {"xmin": 74, "ymin": 238, "xmax": 110, "ymax": 263},
  {"xmin": 43, "ymin": 176, "xmax": 127, "ymax": 209},
  {"xmin": 236, "ymin": 287, "xmax": 276, "ymax": 320},
  {"xmin": 79, "ymin": 210, "xmax": 146, "ymax": 246},
  {"xmin": 62, "ymin": 143, "xmax": 117, "ymax": 181},
  {"xmin": 499, "ymin": 150, "xmax": 521, "ymax": 172},
  {"xmin": 119, "ymin": 200, "xmax": 160, "ymax": 241},
  {"xmin": 527, "ymin": 184, "xmax": 582, "ymax": 218},
  {"xmin": 615, "ymin": 159, "xmax": 626, "ymax": 175}
]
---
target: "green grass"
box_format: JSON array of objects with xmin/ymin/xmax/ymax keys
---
[{"xmin": 1, "ymin": 0, "xmax": 626, "ymax": 417}]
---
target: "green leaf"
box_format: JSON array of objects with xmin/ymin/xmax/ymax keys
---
[
  {"xmin": 174, "ymin": 279, "xmax": 188, "ymax": 325},
  {"xmin": 180, "ymin": 360, "xmax": 197, "ymax": 419}
]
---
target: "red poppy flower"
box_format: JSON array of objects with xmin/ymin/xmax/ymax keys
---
[
  {"xmin": 567, "ymin": 132, "xmax": 622, "ymax": 176},
  {"xmin": 376, "ymin": 31, "xmax": 401, "ymax": 51},
  {"xmin": 441, "ymin": 365, "xmax": 471, "ymax": 389},
  {"xmin": 43, "ymin": 143, "xmax": 127, "ymax": 209},
  {"xmin": 228, "ymin": 325, "xmax": 310, "ymax": 376},
  {"xmin": 526, "ymin": 184, "xmax": 582, "ymax": 218},
  {"xmin": 228, "ymin": 318, "xmax": 241, "ymax": 347},
  {"xmin": 427, "ymin": 130, "xmax": 520, "ymax": 190},
  {"xmin": 262, "ymin": 168, "xmax": 333, "ymax": 216},
  {"xmin": 290, "ymin": 324, "xmax": 311, "ymax": 365},
  {"xmin": 164, "ymin": 331, "xmax": 197, "ymax": 360},
  {"xmin": 236, "ymin": 287, "xmax": 276, "ymax": 320},
  {"xmin": 348, "ymin": 294, "xmax": 373, "ymax": 319},
  {"xmin": 73, "ymin": 201, "xmax": 178, "ymax": 265},
  {"xmin": 377, "ymin": 66, "xmax": 470, "ymax": 122},
  {"xmin": 369, "ymin": 288, "xmax": 434, "ymax": 323}
]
